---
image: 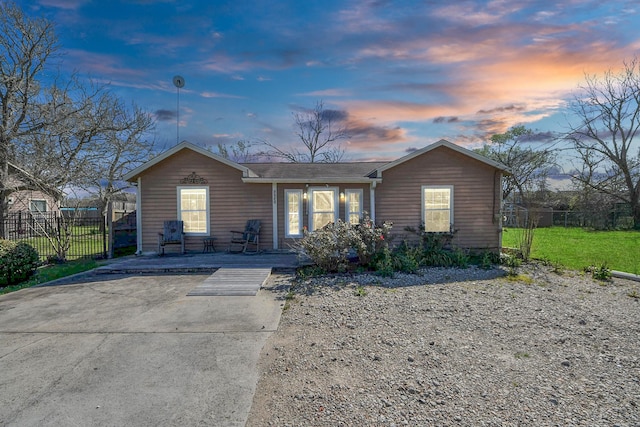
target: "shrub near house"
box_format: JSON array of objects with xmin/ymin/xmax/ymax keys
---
[
  {"xmin": 0, "ymin": 240, "xmax": 39, "ymax": 286},
  {"xmin": 293, "ymin": 215, "xmax": 391, "ymax": 272},
  {"xmin": 294, "ymin": 217, "xmax": 498, "ymax": 275}
]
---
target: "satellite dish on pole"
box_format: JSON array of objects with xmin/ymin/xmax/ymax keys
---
[
  {"xmin": 173, "ymin": 76, "xmax": 185, "ymax": 143},
  {"xmin": 173, "ymin": 75, "xmax": 185, "ymax": 88}
]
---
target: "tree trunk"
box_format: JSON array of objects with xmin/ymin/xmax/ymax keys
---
[
  {"xmin": 0, "ymin": 150, "xmax": 8, "ymax": 239},
  {"xmin": 633, "ymin": 202, "xmax": 640, "ymax": 230}
]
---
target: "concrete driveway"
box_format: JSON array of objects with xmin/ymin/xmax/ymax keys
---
[{"xmin": 0, "ymin": 273, "xmax": 289, "ymax": 426}]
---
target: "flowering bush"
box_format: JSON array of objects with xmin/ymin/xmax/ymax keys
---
[
  {"xmin": 293, "ymin": 214, "xmax": 392, "ymax": 272},
  {"xmin": 350, "ymin": 215, "xmax": 393, "ymax": 265}
]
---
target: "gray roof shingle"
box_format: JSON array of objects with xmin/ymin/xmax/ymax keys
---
[{"xmin": 241, "ymin": 162, "xmax": 387, "ymax": 180}]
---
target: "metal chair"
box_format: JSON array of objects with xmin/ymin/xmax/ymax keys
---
[
  {"xmin": 158, "ymin": 220, "xmax": 185, "ymax": 255},
  {"xmin": 228, "ymin": 220, "xmax": 261, "ymax": 253}
]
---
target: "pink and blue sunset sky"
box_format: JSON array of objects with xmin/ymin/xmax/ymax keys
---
[{"xmin": 20, "ymin": 0, "xmax": 640, "ymax": 162}]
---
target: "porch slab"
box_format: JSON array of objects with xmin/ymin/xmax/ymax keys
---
[
  {"xmin": 187, "ymin": 268, "xmax": 272, "ymax": 296},
  {"xmin": 93, "ymin": 251, "xmax": 305, "ymax": 275}
]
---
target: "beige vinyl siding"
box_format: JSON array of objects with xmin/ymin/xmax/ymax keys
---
[
  {"xmin": 139, "ymin": 149, "xmax": 272, "ymax": 253},
  {"xmin": 8, "ymin": 190, "xmax": 59, "ymax": 214},
  {"xmin": 375, "ymin": 146, "xmax": 502, "ymax": 251}
]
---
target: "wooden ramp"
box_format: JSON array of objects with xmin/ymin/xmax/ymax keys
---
[{"xmin": 187, "ymin": 268, "xmax": 272, "ymax": 296}]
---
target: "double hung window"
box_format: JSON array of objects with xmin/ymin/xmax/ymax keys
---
[
  {"xmin": 422, "ymin": 186, "xmax": 453, "ymax": 233},
  {"xmin": 309, "ymin": 188, "xmax": 338, "ymax": 231},
  {"xmin": 178, "ymin": 187, "xmax": 209, "ymax": 235}
]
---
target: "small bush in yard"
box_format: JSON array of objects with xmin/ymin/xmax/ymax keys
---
[
  {"xmin": 502, "ymin": 253, "xmax": 522, "ymax": 276},
  {"xmin": 478, "ymin": 250, "xmax": 500, "ymax": 270},
  {"xmin": 0, "ymin": 240, "xmax": 40, "ymax": 286},
  {"xmin": 373, "ymin": 247, "xmax": 395, "ymax": 277},
  {"xmin": 587, "ymin": 262, "xmax": 612, "ymax": 282},
  {"xmin": 391, "ymin": 243, "xmax": 421, "ymax": 273},
  {"xmin": 403, "ymin": 226, "xmax": 470, "ymax": 268}
]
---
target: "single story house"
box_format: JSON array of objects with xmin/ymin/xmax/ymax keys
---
[
  {"xmin": 6, "ymin": 162, "xmax": 60, "ymax": 215},
  {"xmin": 123, "ymin": 139, "xmax": 510, "ymax": 255}
]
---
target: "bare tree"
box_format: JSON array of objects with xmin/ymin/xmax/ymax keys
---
[
  {"xmin": 477, "ymin": 126, "xmax": 556, "ymax": 205},
  {"xmin": 0, "ymin": 2, "xmax": 156, "ymax": 257},
  {"xmin": 215, "ymin": 140, "xmax": 258, "ymax": 163},
  {"xmin": 263, "ymin": 100, "xmax": 348, "ymax": 162},
  {"xmin": 0, "ymin": 1, "xmax": 58, "ymax": 236},
  {"xmin": 79, "ymin": 99, "xmax": 155, "ymax": 215},
  {"xmin": 567, "ymin": 58, "xmax": 640, "ymax": 228},
  {"xmin": 13, "ymin": 83, "xmax": 155, "ymax": 260},
  {"xmin": 18, "ymin": 83, "xmax": 155, "ymax": 204},
  {"xmin": 569, "ymin": 151, "xmax": 621, "ymax": 228}
]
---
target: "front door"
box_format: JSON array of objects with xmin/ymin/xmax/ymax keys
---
[{"xmin": 308, "ymin": 187, "xmax": 338, "ymax": 231}]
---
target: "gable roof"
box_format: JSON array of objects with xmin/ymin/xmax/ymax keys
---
[
  {"xmin": 124, "ymin": 138, "xmax": 509, "ymax": 183},
  {"xmin": 123, "ymin": 140, "xmax": 258, "ymax": 181},
  {"xmin": 372, "ymin": 139, "xmax": 510, "ymax": 178},
  {"xmin": 7, "ymin": 162, "xmax": 63, "ymax": 197}
]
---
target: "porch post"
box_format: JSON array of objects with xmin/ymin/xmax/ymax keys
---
[
  {"xmin": 370, "ymin": 181, "xmax": 376, "ymax": 222},
  {"xmin": 135, "ymin": 177, "xmax": 143, "ymax": 254},
  {"xmin": 272, "ymin": 182, "xmax": 278, "ymax": 250}
]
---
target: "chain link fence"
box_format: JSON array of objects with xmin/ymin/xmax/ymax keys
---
[{"xmin": 504, "ymin": 204, "xmax": 634, "ymax": 229}]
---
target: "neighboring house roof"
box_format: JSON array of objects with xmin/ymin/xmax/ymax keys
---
[
  {"xmin": 124, "ymin": 139, "xmax": 510, "ymax": 183},
  {"xmin": 6, "ymin": 162, "xmax": 63, "ymax": 198}
]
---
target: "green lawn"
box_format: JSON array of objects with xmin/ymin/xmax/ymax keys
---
[
  {"xmin": 19, "ymin": 225, "xmax": 105, "ymax": 261},
  {"xmin": 502, "ymin": 227, "xmax": 640, "ymax": 274},
  {"xmin": 0, "ymin": 259, "xmax": 99, "ymax": 295}
]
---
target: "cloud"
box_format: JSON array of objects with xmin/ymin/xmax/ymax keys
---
[
  {"xmin": 36, "ymin": 0, "xmax": 88, "ymax": 10},
  {"xmin": 320, "ymin": 109, "xmax": 349, "ymax": 122},
  {"xmin": 297, "ymin": 89, "xmax": 352, "ymax": 97},
  {"xmin": 345, "ymin": 120, "xmax": 407, "ymax": 145},
  {"xmin": 200, "ymin": 91, "xmax": 244, "ymax": 99},
  {"xmin": 315, "ymin": 1, "xmax": 640, "ymax": 148},
  {"xmin": 35, "ymin": 0, "xmax": 640, "ymax": 162},
  {"xmin": 520, "ymin": 131, "xmax": 559, "ymax": 144},
  {"xmin": 477, "ymin": 105, "xmax": 527, "ymax": 115},
  {"xmin": 433, "ymin": 116, "xmax": 459, "ymax": 124},
  {"xmin": 429, "ymin": 2, "xmax": 523, "ymax": 27},
  {"xmin": 62, "ymin": 49, "xmax": 145, "ymax": 79},
  {"xmin": 339, "ymin": 100, "xmax": 459, "ymax": 125},
  {"xmin": 155, "ymin": 109, "xmax": 176, "ymax": 121}
]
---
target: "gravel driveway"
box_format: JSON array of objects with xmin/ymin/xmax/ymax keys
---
[{"xmin": 247, "ymin": 264, "xmax": 640, "ymax": 426}]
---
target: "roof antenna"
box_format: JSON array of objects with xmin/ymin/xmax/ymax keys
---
[{"xmin": 172, "ymin": 75, "xmax": 185, "ymax": 144}]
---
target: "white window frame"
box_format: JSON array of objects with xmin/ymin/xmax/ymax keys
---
[
  {"xmin": 177, "ymin": 186, "xmax": 210, "ymax": 236},
  {"xmin": 284, "ymin": 189, "xmax": 303, "ymax": 238},
  {"xmin": 345, "ymin": 189, "xmax": 363, "ymax": 224},
  {"xmin": 308, "ymin": 187, "xmax": 339, "ymax": 231},
  {"xmin": 29, "ymin": 199, "xmax": 47, "ymax": 213},
  {"xmin": 422, "ymin": 185, "xmax": 453, "ymax": 233}
]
